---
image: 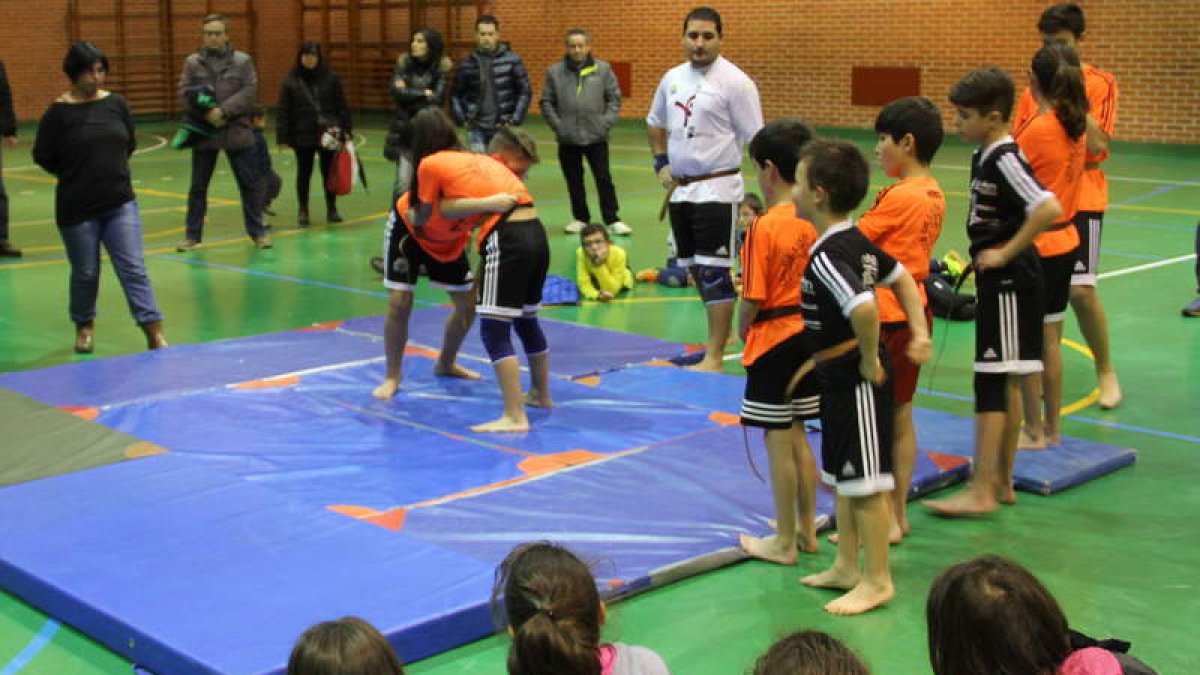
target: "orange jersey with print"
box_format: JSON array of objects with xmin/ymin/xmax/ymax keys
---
[
  {"xmin": 400, "ymin": 150, "xmax": 532, "ymax": 261},
  {"xmin": 857, "ymin": 175, "xmax": 945, "ymax": 323},
  {"xmin": 740, "ymin": 203, "xmax": 817, "ymax": 366},
  {"xmin": 1013, "ymin": 64, "xmax": 1117, "ymax": 211},
  {"xmin": 1015, "ymin": 111, "xmax": 1084, "ymax": 257}
]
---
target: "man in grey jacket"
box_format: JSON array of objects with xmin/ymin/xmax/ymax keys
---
[
  {"xmin": 176, "ymin": 14, "xmax": 269, "ymax": 251},
  {"xmin": 540, "ymin": 29, "xmax": 628, "ymax": 235}
]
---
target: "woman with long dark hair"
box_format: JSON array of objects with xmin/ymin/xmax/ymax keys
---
[
  {"xmin": 32, "ymin": 42, "xmax": 166, "ymax": 354},
  {"xmin": 276, "ymin": 41, "xmax": 351, "ymax": 226}
]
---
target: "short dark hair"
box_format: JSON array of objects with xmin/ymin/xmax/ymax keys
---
[
  {"xmin": 800, "ymin": 139, "xmax": 870, "ymax": 215},
  {"xmin": 565, "ymin": 28, "xmax": 590, "ymax": 43},
  {"xmin": 948, "ymin": 67, "xmax": 1015, "ymax": 122},
  {"xmin": 488, "ymin": 127, "xmax": 539, "ymax": 164},
  {"xmin": 741, "ymin": 193, "xmax": 765, "ymax": 215},
  {"xmin": 683, "ymin": 7, "xmax": 722, "ymax": 36},
  {"xmin": 874, "ymin": 96, "xmax": 945, "ymax": 166},
  {"xmin": 753, "ymin": 630, "xmax": 871, "ymax": 675},
  {"xmin": 287, "ymin": 616, "xmax": 406, "ymax": 675},
  {"xmin": 63, "ymin": 42, "xmax": 109, "ymax": 82},
  {"xmin": 927, "ymin": 555, "xmax": 1071, "ymax": 675},
  {"xmin": 579, "ymin": 222, "xmax": 610, "ymax": 244},
  {"xmin": 475, "ymin": 14, "xmax": 499, "ymax": 30},
  {"xmin": 202, "ymin": 13, "xmax": 227, "ymax": 28},
  {"xmin": 1037, "ymin": 3, "xmax": 1086, "ymax": 38},
  {"xmin": 748, "ymin": 118, "xmax": 815, "ymax": 183}
]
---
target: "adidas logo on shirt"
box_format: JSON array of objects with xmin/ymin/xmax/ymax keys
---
[{"xmin": 983, "ymin": 348, "xmax": 998, "ymax": 359}]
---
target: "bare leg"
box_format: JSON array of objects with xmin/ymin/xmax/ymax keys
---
[
  {"xmin": 688, "ymin": 300, "xmax": 734, "ymax": 372},
  {"xmin": 1070, "ymin": 284, "xmax": 1121, "ymax": 409},
  {"xmin": 740, "ymin": 428, "xmax": 800, "ymax": 565},
  {"xmin": 434, "ymin": 290, "xmax": 480, "ymax": 379},
  {"xmin": 825, "ymin": 492, "xmax": 894, "ymax": 615},
  {"xmin": 791, "ymin": 424, "xmax": 819, "ymax": 553},
  {"xmin": 1018, "ymin": 372, "xmax": 1046, "ymax": 449},
  {"xmin": 1041, "ymin": 321, "xmax": 1065, "ymax": 445},
  {"xmin": 524, "ymin": 350, "xmax": 553, "ymax": 408},
  {"xmin": 888, "ymin": 402, "xmax": 916, "ymax": 542},
  {"xmin": 924, "ymin": 373, "xmax": 1016, "ymax": 516},
  {"xmin": 472, "ymin": 356, "xmax": 530, "ymax": 433},
  {"xmin": 372, "ymin": 290, "xmax": 413, "ymax": 399},
  {"xmin": 997, "ymin": 375, "xmax": 1021, "ymax": 505},
  {"xmin": 801, "ymin": 495, "xmax": 860, "ymax": 590}
]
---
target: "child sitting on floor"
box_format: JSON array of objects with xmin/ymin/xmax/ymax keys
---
[
  {"xmin": 287, "ymin": 616, "xmax": 406, "ymax": 675},
  {"xmin": 752, "ymin": 630, "xmax": 870, "ymax": 675},
  {"xmin": 494, "ymin": 541, "xmax": 671, "ymax": 675},
  {"xmin": 576, "ymin": 223, "xmax": 634, "ymax": 302}
]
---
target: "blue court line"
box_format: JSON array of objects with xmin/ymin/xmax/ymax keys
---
[
  {"xmin": 0, "ymin": 619, "xmax": 60, "ymax": 675},
  {"xmin": 153, "ymin": 254, "xmax": 439, "ymax": 306},
  {"xmin": 917, "ymin": 388, "xmax": 1199, "ymax": 444},
  {"xmin": 1112, "ymin": 182, "xmax": 1193, "ymax": 207}
]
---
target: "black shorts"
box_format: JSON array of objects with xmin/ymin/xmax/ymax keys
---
[
  {"xmin": 667, "ymin": 201, "xmax": 737, "ymax": 268},
  {"xmin": 476, "ymin": 218, "xmax": 550, "ymax": 318},
  {"xmin": 974, "ymin": 267, "xmax": 1044, "ymax": 375},
  {"xmin": 816, "ymin": 360, "xmax": 895, "ymax": 497},
  {"xmin": 382, "ymin": 211, "xmax": 472, "ymax": 292},
  {"xmin": 1071, "ymin": 210, "xmax": 1104, "ymax": 287},
  {"xmin": 1040, "ymin": 251, "xmax": 1075, "ymax": 322},
  {"xmin": 741, "ymin": 331, "xmax": 821, "ymax": 429}
]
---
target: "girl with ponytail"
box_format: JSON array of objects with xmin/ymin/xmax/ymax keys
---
[
  {"xmin": 1014, "ymin": 41, "xmax": 1088, "ymax": 453},
  {"xmin": 493, "ymin": 542, "xmax": 671, "ymax": 675}
]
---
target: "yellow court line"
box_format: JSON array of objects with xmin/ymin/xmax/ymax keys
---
[
  {"xmin": 1059, "ymin": 337, "xmax": 1101, "ymax": 415},
  {"xmin": 4, "ymin": 171, "xmax": 240, "ymax": 206}
]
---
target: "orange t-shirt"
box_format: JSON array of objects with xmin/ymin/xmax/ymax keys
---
[
  {"xmin": 740, "ymin": 203, "xmax": 817, "ymax": 366},
  {"xmin": 1014, "ymin": 111, "xmax": 1085, "ymax": 257},
  {"xmin": 1013, "ymin": 64, "xmax": 1117, "ymax": 212},
  {"xmin": 399, "ymin": 150, "xmax": 533, "ymax": 261},
  {"xmin": 857, "ymin": 175, "xmax": 945, "ymax": 323}
]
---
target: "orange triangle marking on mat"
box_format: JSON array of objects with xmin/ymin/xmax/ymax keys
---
[
  {"xmin": 298, "ymin": 320, "xmax": 344, "ymax": 331},
  {"xmin": 232, "ymin": 375, "xmax": 301, "ymax": 389},
  {"xmin": 326, "ymin": 505, "xmax": 408, "ymax": 531},
  {"xmin": 403, "ymin": 345, "xmax": 440, "ymax": 359},
  {"xmin": 518, "ymin": 449, "xmax": 606, "ymax": 476},
  {"xmin": 62, "ymin": 406, "xmax": 100, "ymax": 421},
  {"xmin": 708, "ymin": 411, "xmax": 740, "ymax": 426},
  {"xmin": 574, "ymin": 375, "xmax": 601, "ymax": 386},
  {"xmin": 682, "ymin": 343, "xmax": 705, "ymax": 354},
  {"xmin": 125, "ymin": 441, "xmax": 168, "ymax": 458},
  {"xmin": 644, "ymin": 359, "xmax": 676, "ymax": 367},
  {"xmin": 927, "ymin": 451, "xmax": 971, "ymax": 470}
]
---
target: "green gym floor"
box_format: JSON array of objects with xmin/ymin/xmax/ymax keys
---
[{"xmin": 1, "ymin": 115, "xmax": 1197, "ymax": 673}]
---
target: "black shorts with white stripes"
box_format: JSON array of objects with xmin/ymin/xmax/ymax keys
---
[
  {"xmin": 816, "ymin": 354, "xmax": 895, "ymax": 497},
  {"xmin": 475, "ymin": 217, "xmax": 550, "ymax": 318},
  {"xmin": 974, "ymin": 261, "xmax": 1044, "ymax": 375},
  {"xmin": 741, "ymin": 331, "xmax": 821, "ymax": 429},
  {"xmin": 1071, "ymin": 210, "xmax": 1104, "ymax": 287}
]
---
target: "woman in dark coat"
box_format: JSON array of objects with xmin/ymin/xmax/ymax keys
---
[
  {"xmin": 276, "ymin": 41, "xmax": 351, "ymax": 226},
  {"xmin": 384, "ymin": 27, "xmax": 452, "ymax": 192}
]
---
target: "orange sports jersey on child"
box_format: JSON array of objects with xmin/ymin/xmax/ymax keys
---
[
  {"xmin": 400, "ymin": 150, "xmax": 533, "ymax": 262},
  {"xmin": 1014, "ymin": 64, "xmax": 1117, "ymax": 212},
  {"xmin": 740, "ymin": 203, "xmax": 818, "ymax": 366},
  {"xmin": 1014, "ymin": 111, "xmax": 1084, "ymax": 257},
  {"xmin": 857, "ymin": 175, "xmax": 945, "ymax": 323}
]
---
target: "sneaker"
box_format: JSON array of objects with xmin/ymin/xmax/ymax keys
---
[
  {"xmin": 253, "ymin": 235, "xmax": 273, "ymax": 249},
  {"xmin": 176, "ymin": 240, "xmax": 201, "ymax": 252},
  {"xmin": 1183, "ymin": 297, "xmax": 1200, "ymax": 318},
  {"xmin": 609, "ymin": 221, "xmax": 632, "ymax": 236},
  {"xmin": 564, "ymin": 220, "xmax": 586, "ymax": 234},
  {"xmin": 0, "ymin": 240, "xmax": 23, "ymax": 257}
]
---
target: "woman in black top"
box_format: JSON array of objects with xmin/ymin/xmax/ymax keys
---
[
  {"xmin": 276, "ymin": 42, "xmax": 351, "ymax": 226},
  {"xmin": 32, "ymin": 42, "xmax": 166, "ymax": 354}
]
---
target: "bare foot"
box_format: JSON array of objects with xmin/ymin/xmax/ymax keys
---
[
  {"xmin": 1098, "ymin": 371, "xmax": 1122, "ymax": 410},
  {"xmin": 685, "ymin": 357, "xmax": 724, "ymax": 373},
  {"xmin": 434, "ymin": 362, "xmax": 481, "ymax": 379},
  {"xmin": 470, "ymin": 415, "xmax": 530, "ymax": 433},
  {"xmin": 824, "ymin": 579, "xmax": 895, "ymax": 616},
  {"xmin": 1044, "ymin": 434, "xmax": 1062, "ymax": 447},
  {"xmin": 372, "ymin": 378, "xmax": 400, "ymax": 400},
  {"xmin": 800, "ymin": 565, "xmax": 860, "ymax": 591},
  {"xmin": 524, "ymin": 389, "xmax": 553, "ymax": 408},
  {"xmin": 739, "ymin": 534, "xmax": 798, "ymax": 565},
  {"xmin": 923, "ymin": 490, "xmax": 999, "ymax": 517},
  {"xmin": 766, "ymin": 519, "xmax": 820, "ymax": 553},
  {"xmin": 1018, "ymin": 428, "xmax": 1046, "ymax": 450},
  {"xmin": 997, "ymin": 484, "xmax": 1017, "ymax": 505}
]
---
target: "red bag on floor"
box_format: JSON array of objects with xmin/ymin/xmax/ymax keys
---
[{"xmin": 326, "ymin": 145, "xmax": 353, "ymax": 196}]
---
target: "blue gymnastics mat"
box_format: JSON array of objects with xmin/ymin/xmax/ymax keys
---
[{"xmin": 0, "ymin": 315, "xmax": 1123, "ymax": 674}]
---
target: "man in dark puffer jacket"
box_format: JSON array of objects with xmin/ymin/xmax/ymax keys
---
[{"xmin": 450, "ymin": 15, "xmax": 531, "ymax": 152}]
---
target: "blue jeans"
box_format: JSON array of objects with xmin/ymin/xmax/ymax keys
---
[
  {"xmin": 467, "ymin": 127, "xmax": 499, "ymax": 153},
  {"xmin": 59, "ymin": 200, "xmax": 162, "ymax": 326},
  {"xmin": 185, "ymin": 147, "xmax": 265, "ymax": 242}
]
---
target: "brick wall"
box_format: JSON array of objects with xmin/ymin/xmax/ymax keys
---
[
  {"xmin": 3, "ymin": 1, "xmax": 1197, "ymax": 144},
  {"xmin": 490, "ymin": 0, "xmax": 1200, "ymax": 144}
]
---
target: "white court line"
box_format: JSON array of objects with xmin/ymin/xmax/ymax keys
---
[
  {"xmin": 1098, "ymin": 253, "xmax": 1197, "ymax": 280},
  {"xmin": 133, "ymin": 133, "xmax": 168, "ymax": 155}
]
